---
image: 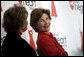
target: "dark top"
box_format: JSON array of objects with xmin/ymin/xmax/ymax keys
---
[
  {"xmin": 37, "ymin": 31, "xmax": 68, "ymax": 56},
  {"xmin": 2, "ymin": 32, "xmax": 37, "ymax": 56}
]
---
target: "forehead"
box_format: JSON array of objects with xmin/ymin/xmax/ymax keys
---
[{"xmin": 40, "ymin": 13, "xmax": 48, "ymax": 19}]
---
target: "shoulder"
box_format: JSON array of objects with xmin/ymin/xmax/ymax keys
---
[
  {"xmin": 38, "ymin": 32, "xmax": 54, "ymax": 40},
  {"xmin": 38, "ymin": 32, "xmax": 49, "ymax": 39},
  {"xmin": 19, "ymin": 37, "xmax": 37, "ymax": 56},
  {"xmin": 37, "ymin": 32, "xmax": 49, "ymax": 43},
  {"xmin": 37, "ymin": 32, "xmax": 54, "ymax": 46}
]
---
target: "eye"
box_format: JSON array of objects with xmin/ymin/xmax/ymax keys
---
[{"xmin": 40, "ymin": 20, "xmax": 43, "ymax": 22}]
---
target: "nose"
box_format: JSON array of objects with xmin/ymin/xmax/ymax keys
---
[{"xmin": 44, "ymin": 20, "xmax": 48, "ymax": 25}]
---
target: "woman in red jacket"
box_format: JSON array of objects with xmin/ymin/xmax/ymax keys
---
[{"xmin": 30, "ymin": 8, "xmax": 68, "ymax": 56}]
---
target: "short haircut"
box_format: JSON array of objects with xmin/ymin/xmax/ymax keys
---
[{"xmin": 2, "ymin": 4, "xmax": 28, "ymax": 32}]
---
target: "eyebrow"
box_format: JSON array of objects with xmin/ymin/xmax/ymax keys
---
[
  {"xmin": 40, "ymin": 16, "xmax": 49, "ymax": 21},
  {"xmin": 40, "ymin": 18, "xmax": 44, "ymax": 21}
]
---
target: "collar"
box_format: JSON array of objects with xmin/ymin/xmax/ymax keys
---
[{"xmin": 38, "ymin": 31, "xmax": 53, "ymax": 38}]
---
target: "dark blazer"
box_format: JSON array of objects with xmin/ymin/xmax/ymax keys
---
[{"xmin": 2, "ymin": 32, "xmax": 37, "ymax": 56}]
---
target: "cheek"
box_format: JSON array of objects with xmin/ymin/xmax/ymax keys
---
[
  {"xmin": 24, "ymin": 23, "xmax": 28, "ymax": 29},
  {"xmin": 48, "ymin": 20, "xmax": 51, "ymax": 26},
  {"xmin": 37, "ymin": 23, "xmax": 44, "ymax": 30},
  {"xmin": 49, "ymin": 22, "xmax": 51, "ymax": 26},
  {"xmin": 22, "ymin": 22, "xmax": 28, "ymax": 31},
  {"xmin": 38, "ymin": 24, "xmax": 42, "ymax": 28},
  {"xmin": 22, "ymin": 25, "xmax": 27, "ymax": 31}
]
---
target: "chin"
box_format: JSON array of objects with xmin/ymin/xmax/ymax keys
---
[{"xmin": 44, "ymin": 29, "xmax": 50, "ymax": 32}]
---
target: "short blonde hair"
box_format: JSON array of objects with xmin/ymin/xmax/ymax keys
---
[{"xmin": 2, "ymin": 4, "xmax": 28, "ymax": 32}]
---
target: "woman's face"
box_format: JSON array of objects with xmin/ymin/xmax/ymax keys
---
[{"xmin": 37, "ymin": 13, "xmax": 51, "ymax": 33}]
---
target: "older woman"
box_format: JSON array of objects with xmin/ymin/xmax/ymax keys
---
[{"xmin": 2, "ymin": 4, "xmax": 37, "ymax": 56}]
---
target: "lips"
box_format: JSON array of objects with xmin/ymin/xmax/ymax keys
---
[{"xmin": 43, "ymin": 24, "xmax": 50, "ymax": 28}]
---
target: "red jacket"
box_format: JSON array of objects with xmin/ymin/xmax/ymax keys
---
[{"xmin": 37, "ymin": 31, "xmax": 68, "ymax": 56}]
